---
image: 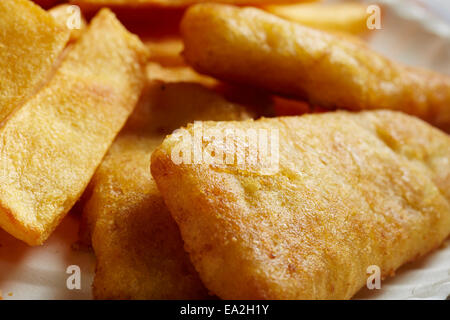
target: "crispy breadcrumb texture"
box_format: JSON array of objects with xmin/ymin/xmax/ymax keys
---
[
  {"xmin": 0, "ymin": 9, "xmax": 148, "ymax": 245},
  {"xmin": 81, "ymin": 80, "xmax": 254, "ymax": 299},
  {"xmin": 0, "ymin": 0, "xmax": 70, "ymax": 124},
  {"xmin": 151, "ymin": 110, "xmax": 450, "ymax": 299},
  {"xmin": 181, "ymin": 4, "xmax": 450, "ymax": 131}
]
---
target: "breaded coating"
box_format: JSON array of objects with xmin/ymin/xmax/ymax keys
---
[
  {"xmin": 151, "ymin": 110, "xmax": 450, "ymax": 299},
  {"xmin": 71, "ymin": 0, "xmax": 313, "ymax": 9},
  {"xmin": 181, "ymin": 4, "xmax": 450, "ymax": 131},
  {"xmin": 264, "ymin": 3, "xmax": 369, "ymax": 35},
  {"xmin": 81, "ymin": 80, "xmax": 254, "ymax": 299},
  {"xmin": 0, "ymin": 9, "xmax": 147, "ymax": 245},
  {"xmin": 0, "ymin": 0, "xmax": 69, "ymax": 123},
  {"xmin": 49, "ymin": 4, "xmax": 87, "ymax": 42}
]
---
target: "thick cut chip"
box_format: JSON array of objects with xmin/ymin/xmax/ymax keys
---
[
  {"xmin": 0, "ymin": 9, "xmax": 147, "ymax": 246},
  {"xmin": 181, "ymin": 4, "xmax": 450, "ymax": 131},
  {"xmin": 81, "ymin": 80, "xmax": 254, "ymax": 299},
  {"xmin": 264, "ymin": 3, "xmax": 369, "ymax": 35},
  {"xmin": 151, "ymin": 111, "xmax": 450, "ymax": 299},
  {"xmin": 0, "ymin": 0, "xmax": 69, "ymax": 124},
  {"xmin": 144, "ymin": 38, "xmax": 218, "ymax": 86}
]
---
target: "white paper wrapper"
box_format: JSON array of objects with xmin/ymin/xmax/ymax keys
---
[{"xmin": 0, "ymin": 0, "xmax": 449, "ymax": 300}]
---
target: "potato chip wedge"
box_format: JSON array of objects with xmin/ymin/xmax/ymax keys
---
[
  {"xmin": 0, "ymin": 0, "xmax": 69, "ymax": 124},
  {"xmin": 81, "ymin": 80, "xmax": 255, "ymax": 299},
  {"xmin": 181, "ymin": 4, "xmax": 450, "ymax": 131},
  {"xmin": 151, "ymin": 110, "xmax": 450, "ymax": 299},
  {"xmin": 0, "ymin": 9, "xmax": 147, "ymax": 246},
  {"xmin": 264, "ymin": 3, "xmax": 369, "ymax": 35}
]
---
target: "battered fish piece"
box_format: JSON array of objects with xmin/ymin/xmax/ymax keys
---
[
  {"xmin": 0, "ymin": 9, "xmax": 147, "ymax": 245},
  {"xmin": 264, "ymin": 3, "xmax": 369, "ymax": 35},
  {"xmin": 0, "ymin": 0, "xmax": 69, "ymax": 123},
  {"xmin": 151, "ymin": 111, "xmax": 450, "ymax": 299},
  {"xmin": 81, "ymin": 81, "xmax": 254, "ymax": 299},
  {"xmin": 181, "ymin": 4, "xmax": 450, "ymax": 131}
]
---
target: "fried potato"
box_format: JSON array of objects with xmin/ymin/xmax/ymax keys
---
[
  {"xmin": 81, "ymin": 80, "xmax": 255, "ymax": 299},
  {"xmin": 181, "ymin": 4, "xmax": 450, "ymax": 131},
  {"xmin": 0, "ymin": 9, "xmax": 147, "ymax": 246},
  {"xmin": 264, "ymin": 3, "xmax": 369, "ymax": 35},
  {"xmin": 0, "ymin": 0, "xmax": 69, "ymax": 124},
  {"xmin": 49, "ymin": 4, "xmax": 87, "ymax": 41},
  {"xmin": 146, "ymin": 38, "xmax": 185, "ymax": 67},
  {"xmin": 143, "ymin": 38, "xmax": 218, "ymax": 85},
  {"xmin": 71, "ymin": 0, "xmax": 314, "ymax": 9},
  {"xmin": 151, "ymin": 111, "xmax": 450, "ymax": 299}
]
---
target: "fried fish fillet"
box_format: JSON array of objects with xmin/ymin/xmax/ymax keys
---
[
  {"xmin": 181, "ymin": 4, "xmax": 450, "ymax": 131},
  {"xmin": 0, "ymin": 0, "xmax": 69, "ymax": 124},
  {"xmin": 0, "ymin": 9, "xmax": 147, "ymax": 246},
  {"xmin": 151, "ymin": 110, "xmax": 450, "ymax": 299},
  {"xmin": 263, "ymin": 3, "xmax": 369, "ymax": 35},
  {"xmin": 81, "ymin": 80, "xmax": 255, "ymax": 299}
]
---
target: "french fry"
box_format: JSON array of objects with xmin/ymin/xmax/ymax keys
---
[
  {"xmin": 263, "ymin": 3, "xmax": 369, "ymax": 35},
  {"xmin": 151, "ymin": 110, "xmax": 450, "ymax": 299},
  {"xmin": 0, "ymin": 0, "xmax": 69, "ymax": 123},
  {"xmin": 81, "ymin": 80, "xmax": 255, "ymax": 299},
  {"xmin": 181, "ymin": 4, "xmax": 450, "ymax": 131},
  {"xmin": 0, "ymin": 9, "xmax": 147, "ymax": 245}
]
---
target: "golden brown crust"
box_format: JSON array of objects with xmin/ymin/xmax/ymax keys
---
[
  {"xmin": 151, "ymin": 110, "xmax": 450, "ymax": 299},
  {"xmin": 0, "ymin": 9, "xmax": 147, "ymax": 245},
  {"xmin": 82, "ymin": 80, "xmax": 255, "ymax": 299},
  {"xmin": 181, "ymin": 4, "xmax": 450, "ymax": 131}
]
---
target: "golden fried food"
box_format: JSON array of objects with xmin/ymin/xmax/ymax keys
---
[
  {"xmin": 146, "ymin": 38, "xmax": 185, "ymax": 67},
  {"xmin": 264, "ymin": 3, "xmax": 369, "ymax": 35},
  {"xmin": 0, "ymin": 9, "xmax": 147, "ymax": 246},
  {"xmin": 71, "ymin": 0, "xmax": 314, "ymax": 9},
  {"xmin": 143, "ymin": 38, "xmax": 218, "ymax": 86},
  {"xmin": 0, "ymin": 0, "xmax": 69, "ymax": 124},
  {"xmin": 151, "ymin": 110, "xmax": 450, "ymax": 299},
  {"xmin": 81, "ymin": 80, "xmax": 255, "ymax": 299},
  {"xmin": 49, "ymin": 4, "xmax": 87, "ymax": 41},
  {"xmin": 181, "ymin": 4, "xmax": 450, "ymax": 131}
]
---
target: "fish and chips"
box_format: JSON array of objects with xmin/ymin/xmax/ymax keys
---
[{"xmin": 1, "ymin": 0, "xmax": 449, "ymax": 301}]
